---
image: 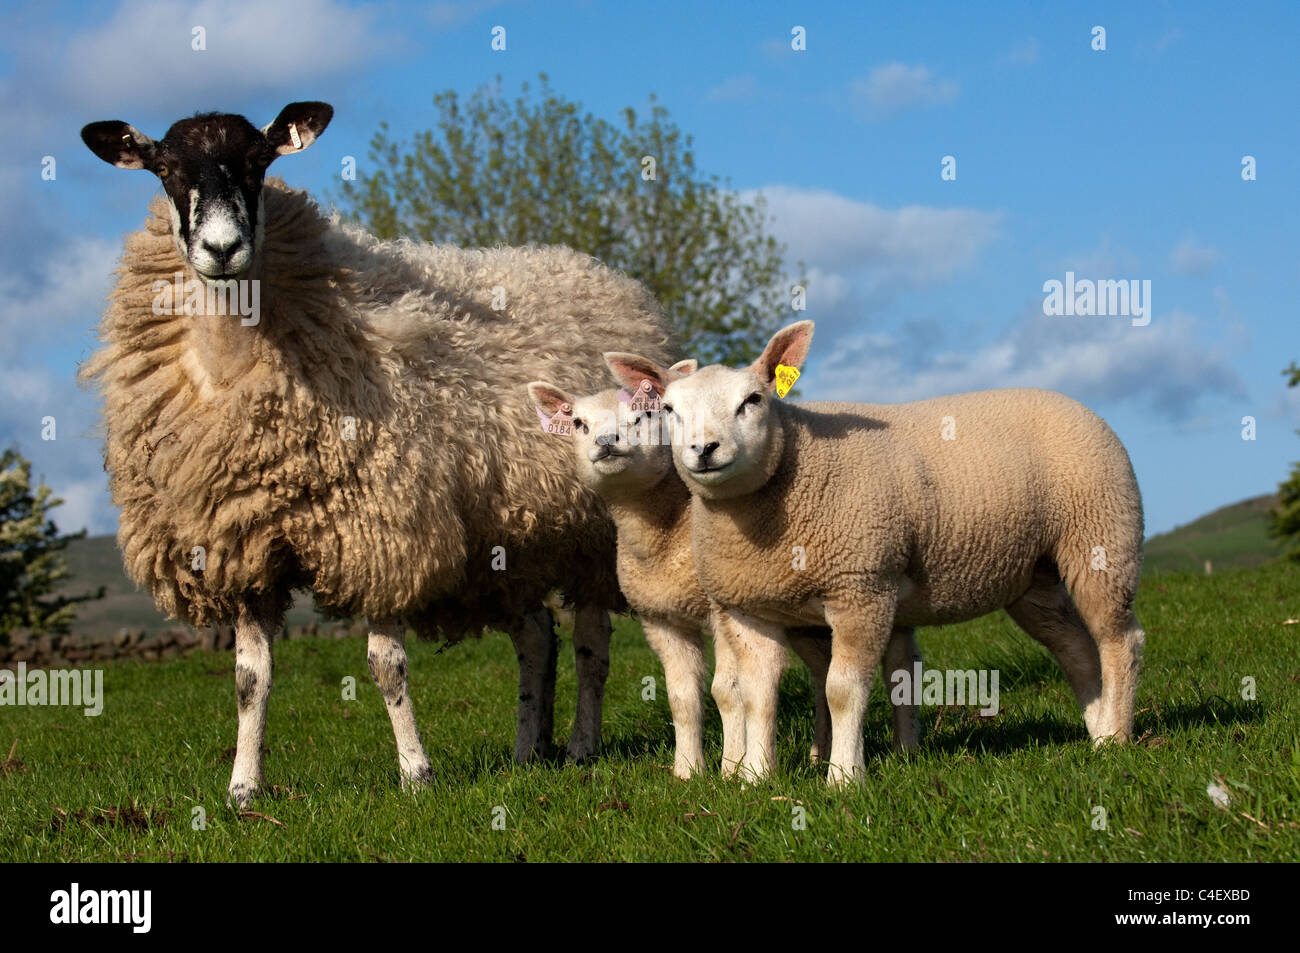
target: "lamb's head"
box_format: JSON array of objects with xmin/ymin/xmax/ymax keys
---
[
  {"xmin": 81, "ymin": 101, "xmax": 333, "ymax": 283},
  {"xmin": 642, "ymin": 321, "xmax": 814, "ymax": 500},
  {"xmin": 528, "ymin": 358, "xmax": 696, "ymax": 501}
]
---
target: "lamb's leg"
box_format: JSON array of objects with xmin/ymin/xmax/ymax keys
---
[
  {"xmin": 823, "ymin": 594, "xmax": 897, "ymax": 788},
  {"xmin": 1006, "ymin": 584, "xmax": 1105, "ymax": 736},
  {"xmin": 1065, "ymin": 584, "xmax": 1145, "ymax": 743},
  {"xmin": 507, "ymin": 606, "xmax": 558, "ymax": 762},
  {"xmin": 228, "ymin": 601, "xmax": 278, "ymax": 809},
  {"xmin": 709, "ymin": 617, "xmax": 746, "ymax": 778},
  {"xmin": 641, "ymin": 617, "xmax": 708, "ymax": 779},
  {"xmin": 714, "ymin": 608, "xmax": 788, "ymax": 782},
  {"xmin": 883, "ymin": 626, "xmax": 922, "ymax": 752},
  {"xmin": 367, "ymin": 620, "xmax": 433, "ymax": 790},
  {"xmin": 567, "ymin": 604, "xmax": 611, "ymax": 763},
  {"xmin": 786, "ymin": 629, "xmax": 831, "ymax": 763}
]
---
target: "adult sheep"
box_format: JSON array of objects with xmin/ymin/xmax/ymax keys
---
[
  {"xmin": 79, "ymin": 101, "xmax": 673, "ymax": 807},
  {"xmin": 618, "ymin": 321, "xmax": 1146, "ymax": 786}
]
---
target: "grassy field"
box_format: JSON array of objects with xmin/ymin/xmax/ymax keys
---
[{"xmin": 4, "ymin": 561, "xmax": 1298, "ymax": 862}]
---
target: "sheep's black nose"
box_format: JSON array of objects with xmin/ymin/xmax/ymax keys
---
[
  {"xmin": 694, "ymin": 441, "xmax": 720, "ymax": 459},
  {"xmin": 596, "ymin": 433, "xmax": 619, "ymax": 447},
  {"xmin": 202, "ymin": 236, "xmax": 244, "ymax": 264}
]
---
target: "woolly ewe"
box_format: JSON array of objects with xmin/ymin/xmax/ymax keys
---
[{"xmin": 80, "ymin": 102, "xmax": 672, "ymax": 806}]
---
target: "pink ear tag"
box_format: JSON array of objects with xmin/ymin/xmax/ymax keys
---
[
  {"xmin": 628, "ymin": 379, "xmax": 661, "ymax": 413},
  {"xmin": 545, "ymin": 401, "xmax": 574, "ymax": 436}
]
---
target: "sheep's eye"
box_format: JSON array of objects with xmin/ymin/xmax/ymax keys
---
[
  {"xmin": 662, "ymin": 404, "xmax": 674, "ymax": 415},
  {"xmin": 738, "ymin": 393, "xmax": 761, "ymax": 415},
  {"xmin": 572, "ymin": 418, "xmax": 583, "ymax": 430},
  {"xmin": 156, "ymin": 163, "xmax": 169, "ymax": 178}
]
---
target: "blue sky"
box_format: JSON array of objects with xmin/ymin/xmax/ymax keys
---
[{"xmin": 1, "ymin": 0, "xmax": 1297, "ymax": 539}]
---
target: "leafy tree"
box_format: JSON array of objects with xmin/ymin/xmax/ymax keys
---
[
  {"xmin": 336, "ymin": 74, "xmax": 801, "ymax": 366},
  {"xmin": 0, "ymin": 448, "xmax": 103, "ymax": 645},
  {"xmin": 1268, "ymin": 362, "xmax": 1300, "ymax": 560}
]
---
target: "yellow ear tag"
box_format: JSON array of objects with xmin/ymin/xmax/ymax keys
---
[{"xmin": 774, "ymin": 364, "xmax": 800, "ymax": 398}]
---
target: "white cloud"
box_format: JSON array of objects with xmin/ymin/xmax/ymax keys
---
[
  {"xmin": 751, "ymin": 185, "xmax": 1002, "ymax": 284},
  {"xmin": 1170, "ymin": 237, "xmax": 1219, "ymax": 276},
  {"xmin": 0, "ymin": 236, "xmax": 119, "ymax": 343},
  {"xmin": 706, "ymin": 74, "xmax": 759, "ymax": 103},
  {"xmin": 1000, "ymin": 38, "xmax": 1040, "ymax": 66},
  {"xmin": 851, "ymin": 63, "xmax": 959, "ymax": 119},
  {"xmin": 6, "ymin": 0, "xmax": 402, "ymax": 118},
  {"xmin": 1056, "ymin": 236, "xmax": 1142, "ymax": 277},
  {"xmin": 807, "ymin": 306, "xmax": 1243, "ymax": 421}
]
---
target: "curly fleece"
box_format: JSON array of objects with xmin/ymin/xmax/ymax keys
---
[{"xmin": 80, "ymin": 179, "xmax": 672, "ymax": 634}]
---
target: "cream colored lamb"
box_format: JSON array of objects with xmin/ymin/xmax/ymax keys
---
[
  {"xmin": 528, "ymin": 365, "xmax": 921, "ymax": 779},
  {"xmin": 615, "ymin": 321, "xmax": 1145, "ymax": 786}
]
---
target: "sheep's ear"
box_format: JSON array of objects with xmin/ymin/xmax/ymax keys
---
[
  {"xmin": 752, "ymin": 321, "xmax": 814, "ymax": 386},
  {"xmin": 262, "ymin": 101, "xmax": 333, "ymax": 156},
  {"xmin": 81, "ymin": 121, "xmax": 157, "ymax": 170},
  {"xmin": 527, "ymin": 381, "xmax": 573, "ymax": 417},
  {"xmin": 605, "ymin": 352, "xmax": 673, "ymax": 395},
  {"xmin": 668, "ymin": 359, "xmax": 698, "ymax": 376}
]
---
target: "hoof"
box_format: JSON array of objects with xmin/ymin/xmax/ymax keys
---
[
  {"xmin": 227, "ymin": 779, "xmax": 260, "ymax": 810},
  {"xmin": 400, "ymin": 762, "xmax": 434, "ymax": 792},
  {"xmin": 565, "ymin": 740, "xmax": 599, "ymax": 765},
  {"xmin": 825, "ymin": 764, "xmax": 861, "ymax": 789}
]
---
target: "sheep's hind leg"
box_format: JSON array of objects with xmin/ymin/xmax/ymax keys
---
[
  {"xmin": 507, "ymin": 607, "xmax": 558, "ymax": 763},
  {"xmin": 1005, "ymin": 583, "xmax": 1105, "ymax": 737},
  {"xmin": 786, "ymin": 629, "xmax": 831, "ymax": 763},
  {"xmin": 883, "ymin": 627, "xmax": 922, "ymax": 752},
  {"xmin": 228, "ymin": 601, "xmax": 279, "ymax": 809},
  {"xmin": 367, "ymin": 620, "xmax": 433, "ymax": 791},
  {"xmin": 1065, "ymin": 582, "xmax": 1145, "ymax": 743},
  {"xmin": 567, "ymin": 604, "xmax": 611, "ymax": 763}
]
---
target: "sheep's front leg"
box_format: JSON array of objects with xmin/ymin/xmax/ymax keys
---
[
  {"xmin": 228, "ymin": 603, "xmax": 277, "ymax": 809},
  {"xmin": 714, "ymin": 608, "xmax": 788, "ymax": 782},
  {"xmin": 507, "ymin": 606, "xmax": 558, "ymax": 762},
  {"xmin": 709, "ymin": 612, "xmax": 746, "ymax": 778},
  {"xmin": 367, "ymin": 620, "xmax": 432, "ymax": 790},
  {"xmin": 824, "ymin": 593, "xmax": 897, "ymax": 788},
  {"xmin": 567, "ymin": 605, "xmax": 611, "ymax": 763},
  {"xmin": 641, "ymin": 617, "xmax": 708, "ymax": 779}
]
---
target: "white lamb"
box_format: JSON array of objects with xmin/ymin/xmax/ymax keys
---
[
  {"xmin": 613, "ymin": 321, "xmax": 1146, "ymax": 785},
  {"xmin": 528, "ymin": 361, "xmax": 922, "ymax": 778}
]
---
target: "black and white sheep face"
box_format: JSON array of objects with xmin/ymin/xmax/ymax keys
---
[{"xmin": 81, "ymin": 102, "xmax": 333, "ymax": 284}]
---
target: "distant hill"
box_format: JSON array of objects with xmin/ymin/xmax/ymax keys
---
[
  {"xmin": 1143, "ymin": 494, "xmax": 1282, "ymax": 575},
  {"xmin": 57, "ymin": 534, "xmax": 323, "ymax": 636}
]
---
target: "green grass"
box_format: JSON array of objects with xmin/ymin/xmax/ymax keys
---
[{"xmin": 5, "ymin": 562, "xmax": 1299, "ymax": 861}]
